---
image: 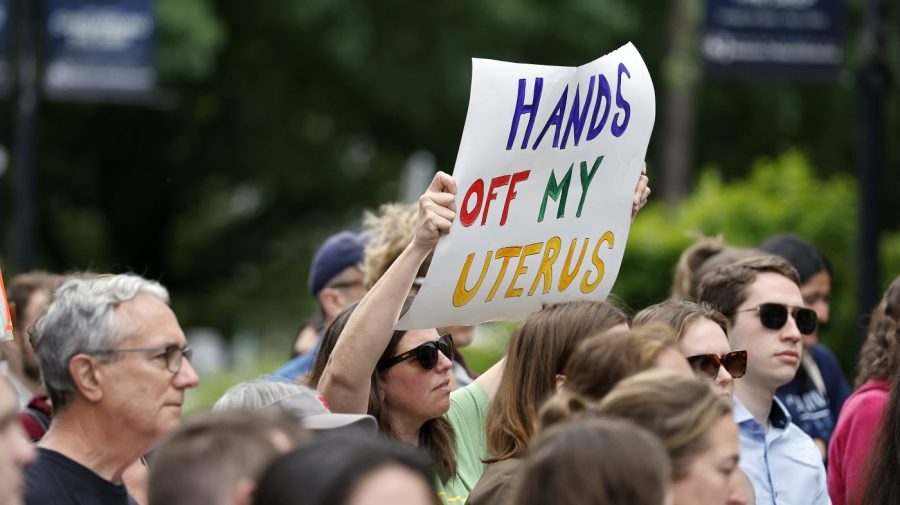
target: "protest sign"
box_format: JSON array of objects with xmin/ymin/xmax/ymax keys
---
[
  {"xmin": 398, "ymin": 43, "xmax": 655, "ymax": 330},
  {"xmin": 1, "ymin": 269, "xmax": 13, "ymax": 341}
]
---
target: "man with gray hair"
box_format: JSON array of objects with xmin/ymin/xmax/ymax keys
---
[{"xmin": 23, "ymin": 274, "xmax": 200, "ymax": 505}]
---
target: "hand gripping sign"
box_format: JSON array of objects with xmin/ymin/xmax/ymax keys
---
[{"xmin": 398, "ymin": 43, "xmax": 655, "ymax": 330}]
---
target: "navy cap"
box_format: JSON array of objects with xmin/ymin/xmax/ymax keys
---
[{"xmin": 308, "ymin": 231, "xmax": 366, "ymax": 297}]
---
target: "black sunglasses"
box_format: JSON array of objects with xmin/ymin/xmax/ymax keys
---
[
  {"xmin": 687, "ymin": 350, "xmax": 748, "ymax": 380},
  {"xmin": 736, "ymin": 303, "xmax": 817, "ymax": 335},
  {"xmin": 378, "ymin": 334, "xmax": 454, "ymax": 371}
]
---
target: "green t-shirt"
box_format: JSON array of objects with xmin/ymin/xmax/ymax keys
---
[{"xmin": 436, "ymin": 382, "xmax": 491, "ymax": 504}]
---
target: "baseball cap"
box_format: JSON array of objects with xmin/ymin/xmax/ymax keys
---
[
  {"xmin": 264, "ymin": 385, "xmax": 377, "ymax": 433},
  {"xmin": 308, "ymin": 231, "xmax": 366, "ymax": 297}
]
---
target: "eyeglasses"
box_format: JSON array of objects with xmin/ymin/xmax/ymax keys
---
[
  {"xmin": 91, "ymin": 344, "xmax": 193, "ymax": 373},
  {"xmin": 736, "ymin": 303, "xmax": 817, "ymax": 335},
  {"xmin": 378, "ymin": 334, "xmax": 454, "ymax": 371},
  {"xmin": 687, "ymin": 350, "xmax": 748, "ymax": 380}
]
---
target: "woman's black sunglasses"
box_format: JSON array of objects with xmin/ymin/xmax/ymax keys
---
[
  {"xmin": 687, "ymin": 350, "xmax": 748, "ymax": 380},
  {"xmin": 378, "ymin": 334, "xmax": 455, "ymax": 371},
  {"xmin": 737, "ymin": 303, "xmax": 817, "ymax": 335}
]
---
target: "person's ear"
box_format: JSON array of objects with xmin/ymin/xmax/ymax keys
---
[
  {"xmin": 555, "ymin": 374, "xmax": 566, "ymax": 391},
  {"xmin": 318, "ymin": 289, "xmax": 343, "ymax": 320},
  {"xmin": 69, "ymin": 354, "xmax": 104, "ymax": 403}
]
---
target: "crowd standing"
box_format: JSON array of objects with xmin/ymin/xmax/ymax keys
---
[{"xmin": 1, "ymin": 169, "xmax": 898, "ymax": 505}]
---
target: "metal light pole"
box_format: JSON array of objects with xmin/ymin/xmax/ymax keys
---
[
  {"xmin": 12, "ymin": 0, "xmax": 39, "ymax": 272},
  {"xmin": 855, "ymin": 0, "xmax": 890, "ymax": 348}
]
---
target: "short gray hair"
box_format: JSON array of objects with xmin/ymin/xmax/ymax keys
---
[
  {"xmin": 33, "ymin": 274, "xmax": 170, "ymax": 411},
  {"xmin": 212, "ymin": 379, "xmax": 308, "ymax": 411}
]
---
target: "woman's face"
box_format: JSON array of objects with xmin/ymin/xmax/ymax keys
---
[
  {"xmin": 346, "ymin": 464, "xmax": 436, "ymax": 505},
  {"xmin": 382, "ymin": 329, "xmax": 453, "ymax": 426},
  {"xmin": 671, "ymin": 415, "xmax": 740, "ymax": 505},
  {"xmin": 679, "ymin": 318, "xmax": 734, "ymax": 397},
  {"xmin": 800, "ymin": 270, "xmax": 831, "ymax": 347}
]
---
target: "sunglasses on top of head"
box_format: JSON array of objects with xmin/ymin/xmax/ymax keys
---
[
  {"xmin": 378, "ymin": 334, "xmax": 455, "ymax": 371},
  {"xmin": 687, "ymin": 350, "xmax": 748, "ymax": 380},
  {"xmin": 736, "ymin": 303, "xmax": 817, "ymax": 335}
]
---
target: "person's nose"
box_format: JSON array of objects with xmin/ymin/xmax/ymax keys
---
[
  {"xmin": 782, "ymin": 314, "xmax": 803, "ymax": 343},
  {"xmin": 814, "ymin": 300, "xmax": 830, "ymax": 324},
  {"xmin": 435, "ymin": 351, "xmax": 453, "ymax": 373},
  {"xmin": 174, "ymin": 358, "xmax": 201, "ymax": 389},
  {"xmin": 717, "ymin": 363, "xmax": 734, "ymax": 391}
]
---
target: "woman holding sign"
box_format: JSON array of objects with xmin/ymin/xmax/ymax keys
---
[
  {"xmin": 316, "ymin": 171, "xmax": 504, "ymax": 504},
  {"xmin": 315, "ymin": 168, "xmax": 651, "ymax": 504}
]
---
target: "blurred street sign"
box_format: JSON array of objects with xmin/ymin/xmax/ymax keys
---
[
  {"xmin": 702, "ymin": 0, "xmax": 845, "ymax": 79},
  {"xmin": 43, "ymin": 0, "xmax": 156, "ymax": 102}
]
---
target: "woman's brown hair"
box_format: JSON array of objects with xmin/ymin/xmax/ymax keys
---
[
  {"xmin": 484, "ymin": 300, "xmax": 627, "ymax": 463},
  {"xmin": 539, "ymin": 325, "xmax": 678, "ymax": 429},
  {"xmin": 512, "ymin": 418, "xmax": 670, "ymax": 505},
  {"xmin": 307, "ymin": 298, "xmax": 457, "ymax": 482},
  {"xmin": 855, "ymin": 276, "xmax": 900, "ymax": 387},
  {"xmin": 596, "ymin": 370, "xmax": 732, "ymax": 480}
]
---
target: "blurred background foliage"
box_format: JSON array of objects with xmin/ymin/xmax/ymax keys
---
[{"xmin": 1, "ymin": 0, "xmax": 899, "ymax": 400}]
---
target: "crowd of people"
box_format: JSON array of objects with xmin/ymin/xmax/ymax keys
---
[{"xmin": 0, "ymin": 170, "xmax": 898, "ymax": 505}]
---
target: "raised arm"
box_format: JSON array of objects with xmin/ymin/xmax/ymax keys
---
[{"xmin": 319, "ymin": 172, "xmax": 457, "ymax": 414}]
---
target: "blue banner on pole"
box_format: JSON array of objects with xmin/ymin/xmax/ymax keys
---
[
  {"xmin": 44, "ymin": 0, "xmax": 156, "ymax": 101},
  {"xmin": 702, "ymin": 0, "xmax": 844, "ymax": 80}
]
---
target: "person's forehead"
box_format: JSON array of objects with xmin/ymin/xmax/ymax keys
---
[
  {"xmin": 742, "ymin": 272, "xmax": 803, "ymax": 306},
  {"xmin": 115, "ymin": 294, "xmax": 185, "ymax": 345},
  {"xmin": 398, "ymin": 328, "xmax": 440, "ymax": 351},
  {"xmin": 329, "ymin": 266, "xmax": 363, "ymax": 283},
  {"xmin": 681, "ymin": 318, "xmax": 730, "ymax": 353}
]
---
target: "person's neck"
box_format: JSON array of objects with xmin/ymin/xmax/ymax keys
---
[
  {"xmin": 734, "ymin": 379, "xmax": 776, "ymax": 431},
  {"xmin": 389, "ymin": 412, "xmax": 424, "ymax": 447},
  {"xmin": 39, "ymin": 403, "xmax": 150, "ymax": 484}
]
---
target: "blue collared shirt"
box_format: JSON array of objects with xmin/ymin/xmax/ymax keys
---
[{"xmin": 733, "ymin": 396, "xmax": 830, "ymax": 505}]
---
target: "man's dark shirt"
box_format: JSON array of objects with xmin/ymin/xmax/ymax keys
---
[{"xmin": 24, "ymin": 448, "xmax": 138, "ymax": 505}]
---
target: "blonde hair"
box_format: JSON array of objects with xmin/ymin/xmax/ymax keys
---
[
  {"xmin": 362, "ymin": 203, "xmax": 431, "ymax": 289},
  {"xmin": 633, "ymin": 299, "xmax": 729, "ymax": 343},
  {"xmin": 596, "ymin": 370, "xmax": 732, "ymax": 480}
]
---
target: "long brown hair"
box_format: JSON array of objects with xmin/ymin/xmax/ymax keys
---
[
  {"xmin": 308, "ymin": 298, "xmax": 457, "ymax": 482},
  {"xmin": 539, "ymin": 325, "xmax": 678, "ymax": 430},
  {"xmin": 485, "ymin": 300, "xmax": 627, "ymax": 463},
  {"xmin": 855, "ymin": 276, "xmax": 900, "ymax": 387}
]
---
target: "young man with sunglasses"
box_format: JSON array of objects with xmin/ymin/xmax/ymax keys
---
[{"xmin": 698, "ymin": 255, "xmax": 829, "ymax": 505}]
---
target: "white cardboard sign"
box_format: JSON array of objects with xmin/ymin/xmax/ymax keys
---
[{"xmin": 398, "ymin": 43, "xmax": 655, "ymax": 330}]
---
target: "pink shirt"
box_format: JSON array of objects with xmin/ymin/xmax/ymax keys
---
[{"xmin": 827, "ymin": 379, "xmax": 890, "ymax": 505}]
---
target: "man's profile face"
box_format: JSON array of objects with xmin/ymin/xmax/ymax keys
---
[
  {"xmin": 0, "ymin": 379, "xmax": 36, "ymax": 505},
  {"xmin": 96, "ymin": 294, "xmax": 200, "ymax": 442},
  {"xmin": 728, "ymin": 272, "xmax": 804, "ymax": 392},
  {"xmin": 320, "ymin": 266, "xmax": 367, "ymax": 319}
]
